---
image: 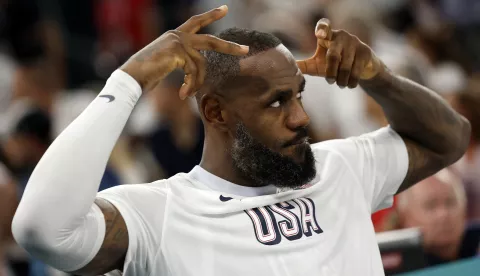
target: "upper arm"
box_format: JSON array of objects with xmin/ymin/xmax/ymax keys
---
[
  {"xmin": 72, "ymin": 198, "xmax": 129, "ymax": 276},
  {"xmin": 396, "ymin": 137, "xmax": 451, "ymax": 194},
  {"xmin": 75, "ymin": 182, "xmax": 169, "ymax": 276}
]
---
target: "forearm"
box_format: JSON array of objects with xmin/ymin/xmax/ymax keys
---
[
  {"xmin": 12, "ymin": 70, "xmax": 141, "ymax": 270},
  {"xmin": 360, "ymin": 68, "xmax": 470, "ymax": 159}
]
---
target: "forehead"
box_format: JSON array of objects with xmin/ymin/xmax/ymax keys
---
[
  {"xmin": 239, "ymin": 45, "xmax": 300, "ymax": 84},
  {"xmin": 413, "ymin": 178, "xmax": 456, "ymax": 201}
]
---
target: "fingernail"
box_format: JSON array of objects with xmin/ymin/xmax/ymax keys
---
[
  {"xmin": 317, "ymin": 30, "xmax": 326, "ymax": 38},
  {"xmin": 241, "ymin": 45, "xmax": 249, "ymax": 52},
  {"xmin": 218, "ymin": 5, "xmax": 227, "ymax": 11},
  {"xmin": 326, "ymin": 78, "xmax": 335, "ymax": 84},
  {"xmin": 339, "ymin": 85, "xmax": 346, "ymax": 89}
]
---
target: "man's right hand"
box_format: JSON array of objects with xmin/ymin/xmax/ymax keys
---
[{"xmin": 120, "ymin": 5, "xmax": 249, "ymax": 100}]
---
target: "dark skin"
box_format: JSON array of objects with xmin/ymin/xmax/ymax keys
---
[
  {"xmin": 72, "ymin": 12, "xmax": 471, "ymax": 276},
  {"xmin": 200, "ymin": 46, "xmax": 309, "ymax": 186},
  {"xmin": 72, "ymin": 6, "xmax": 249, "ymax": 275},
  {"xmin": 296, "ymin": 19, "xmax": 471, "ymax": 193}
]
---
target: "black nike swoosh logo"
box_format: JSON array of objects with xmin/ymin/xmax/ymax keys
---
[
  {"xmin": 99, "ymin": 95, "xmax": 115, "ymax": 102},
  {"xmin": 219, "ymin": 195, "xmax": 233, "ymax": 202}
]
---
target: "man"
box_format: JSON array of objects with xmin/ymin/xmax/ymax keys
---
[
  {"xmin": 0, "ymin": 163, "xmax": 16, "ymax": 276},
  {"xmin": 449, "ymin": 78, "xmax": 480, "ymax": 221},
  {"xmin": 396, "ymin": 169, "xmax": 480, "ymax": 266},
  {"xmin": 12, "ymin": 5, "xmax": 470, "ymax": 276}
]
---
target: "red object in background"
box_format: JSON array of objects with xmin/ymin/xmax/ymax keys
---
[
  {"xmin": 96, "ymin": 0, "xmax": 155, "ymax": 52},
  {"xmin": 372, "ymin": 196, "xmax": 397, "ymax": 232}
]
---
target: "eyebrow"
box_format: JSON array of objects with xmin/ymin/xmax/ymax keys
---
[{"xmin": 271, "ymin": 77, "xmax": 306, "ymax": 98}]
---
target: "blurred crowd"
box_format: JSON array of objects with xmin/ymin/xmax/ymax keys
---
[{"xmin": 0, "ymin": 0, "xmax": 479, "ymax": 275}]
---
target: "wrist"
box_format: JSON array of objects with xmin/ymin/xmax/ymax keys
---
[
  {"xmin": 105, "ymin": 70, "xmax": 143, "ymax": 103},
  {"xmin": 359, "ymin": 62, "xmax": 394, "ymax": 88},
  {"xmin": 119, "ymin": 62, "xmax": 147, "ymax": 90}
]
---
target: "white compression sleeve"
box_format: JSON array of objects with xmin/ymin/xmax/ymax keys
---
[{"xmin": 11, "ymin": 70, "xmax": 142, "ymax": 272}]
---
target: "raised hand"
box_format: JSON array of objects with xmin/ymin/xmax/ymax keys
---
[
  {"xmin": 120, "ymin": 5, "xmax": 249, "ymax": 99},
  {"xmin": 296, "ymin": 18, "xmax": 385, "ymax": 89}
]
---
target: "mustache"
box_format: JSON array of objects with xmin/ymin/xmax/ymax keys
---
[{"xmin": 282, "ymin": 128, "xmax": 309, "ymax": 148}]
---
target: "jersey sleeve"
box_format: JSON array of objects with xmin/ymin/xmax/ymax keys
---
[
  {"xmin": 97, "ymin": 181, "xmax": 170, "ymax": 276},
  {"xmin": 312, "ymin": 126, "xmax": 409, "ymax": 213}
]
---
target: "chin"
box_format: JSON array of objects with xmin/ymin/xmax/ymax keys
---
[{"xmin": 289, "ymin": 143, "xmax": 309, "ymax": 162}]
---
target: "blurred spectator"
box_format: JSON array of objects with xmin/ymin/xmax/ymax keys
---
[
  {"xmin": 0, "ymin": 0, "xmax": 47, "ymax": 137},
  {"xmin": 0, "ymin": 108, "xmax": 55, "ymax": 276},
  {"xmin": 0, "ymin": 163, "xmax": 16, "ymax": 276},
  {"xmin": 386, "ymin": 0, "xmax": 479, "ymax": 74},
  {"xmin": 196, "ymin": 0, "xmax": 268, "ymax": 34},
  {"xmin": 449, "ymin": 77, "xmax": 480, "ymax": 221},
  {"xmin": 426, "ymin": 62, "xmax": 468, "ymax": 101},
  {"xmin": 147, "ymin": 71, "xmax": 204, "ymax": 178},
  {"xmin": 1, "ymin": 107, "xmax": 121, "ymax": 192},
  {"xmin": 392, "ymin": 169, "xmax": 480, "ymax": 266},
  {"xmin": 437, "ymin": 0, "xmax": 480, "ymax": 72},
  {"xmin": 1, "ymin": 108, "xmax": 53, "ymax": 190},
  {"xmin": 95, "ymin": 0, "xmax": 160, "ymax": 79},
  {"xmin": 0, "ymin": 107, "xmax": 121, "ymax": 276},
  {"xmin": 157, "ymin": 0, "xmax": 198, "ymax": 31}
]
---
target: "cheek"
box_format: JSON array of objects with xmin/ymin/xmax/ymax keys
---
[
  {"xmin": 241, "ymin": 109, "xmax": 286, "ymax": 141},
  {"xmin": 405, "ymin": 210, "xmax": 432, "ymax": 228}
]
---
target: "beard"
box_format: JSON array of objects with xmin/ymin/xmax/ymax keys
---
[{"xmin": 231, "ymin": 123, "xmax": 316, "ymax": 189}]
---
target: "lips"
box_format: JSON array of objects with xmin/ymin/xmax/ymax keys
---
[
  {"xmin": 283, "ymin": 128, "xmax": 309, "ymax": 148},
  {"xmin": 284, "ymin": 136, "xmax": 308, "ymax": 147}
]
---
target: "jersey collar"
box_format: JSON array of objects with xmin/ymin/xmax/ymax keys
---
[{"xmin": 188, "ymin": 165, "xmax": 278, "ymax": 197}]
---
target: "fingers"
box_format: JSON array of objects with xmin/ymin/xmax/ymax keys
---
[
  {"xmin": 321, "ymin": 30, "xmax": 368, "ymax": 88},
  {"xmin": 183, "ymin": 45, "xmax": 207, "ymax": 94},
  {"xmin": 315, "ymin": 18, "xmax": 333, "ymax": 50},
  {"xmin": 178, "ymin": 49, "xmax": 198, "ymax": 100},
  {"xmin": 315, "ymin": 18, "xmax": 333, "ymax": 41},
  {"xmin": 325, "ymin": 38, "xmax": 342, "ymax": 84},
  {"xmin": 349, "ymin": 57, "xmax": 365, "ymax": 89},
  {"xmin": 177, "ymin": 5, "xmax": 228, "ymax": 34},
  {"xmin": 337, "ymin": 44, "xmax": 356, "ymax": 88},
  {"xmin": 189, "ymin": 34, "xmax": 249, "ymax": 56}
]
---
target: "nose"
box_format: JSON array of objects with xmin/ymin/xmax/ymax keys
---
[
  {"xmin": 286, "ymin": 100, "xmax": 310, "ymax": 130},
  {"xmin": 433, "ymin": 204, "xmax": 451, "ymax": 222}
]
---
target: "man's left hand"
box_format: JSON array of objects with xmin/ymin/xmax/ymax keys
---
[{"xmin": 296, "ymin": 18, "xmax": 385, "ymax": 88}]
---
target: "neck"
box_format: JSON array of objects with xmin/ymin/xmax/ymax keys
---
[{"xmin": 200, "ymin": 135, "xmax": 264, "ymax": 188}]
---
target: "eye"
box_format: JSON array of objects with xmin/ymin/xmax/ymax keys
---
[{"xmin": 270, "ymin": 100, "xmax": 281, "ymax": 108}]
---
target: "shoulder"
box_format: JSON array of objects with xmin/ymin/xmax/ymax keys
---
[
  {"xmin": 98, "ymin": 180, "xmax": 170, "ymax": 200},
  {"xmin": 312, "ymin": 127, "xmax": 405, "ymax": 158},
  {"xmin": 96, "ymin": 173, "xmax": 192, "ymax": 211}
]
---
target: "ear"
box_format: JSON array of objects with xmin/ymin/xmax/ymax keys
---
[{"xmin": 200, "ymin": 93, "xmax": 230, "ymax": 132}]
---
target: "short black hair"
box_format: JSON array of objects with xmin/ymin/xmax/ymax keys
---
[
  {"xmin": 198, "ymin": 28, "xmax": 282, "ymax": 97},
  {"xmin": 14, "ymin": 108, "xmax": 52, "ymax": 146}
]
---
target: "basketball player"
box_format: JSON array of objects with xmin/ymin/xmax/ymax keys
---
[{"xmin": 12, "ymin": 6, "xmax": 470, "ymax": 276}]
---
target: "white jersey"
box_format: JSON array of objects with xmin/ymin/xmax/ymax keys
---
[{"xmin": 98, "ymin": 127, "xmax": 408, "ymax": 276}]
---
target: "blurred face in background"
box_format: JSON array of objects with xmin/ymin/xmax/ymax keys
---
[
  {"xmin": 399, "ymin": 172, "xmax": 466, "ymax": 254},
  {"xmin": 3, "ymin": 134, "xmax": 46, "ymax": 170}
]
